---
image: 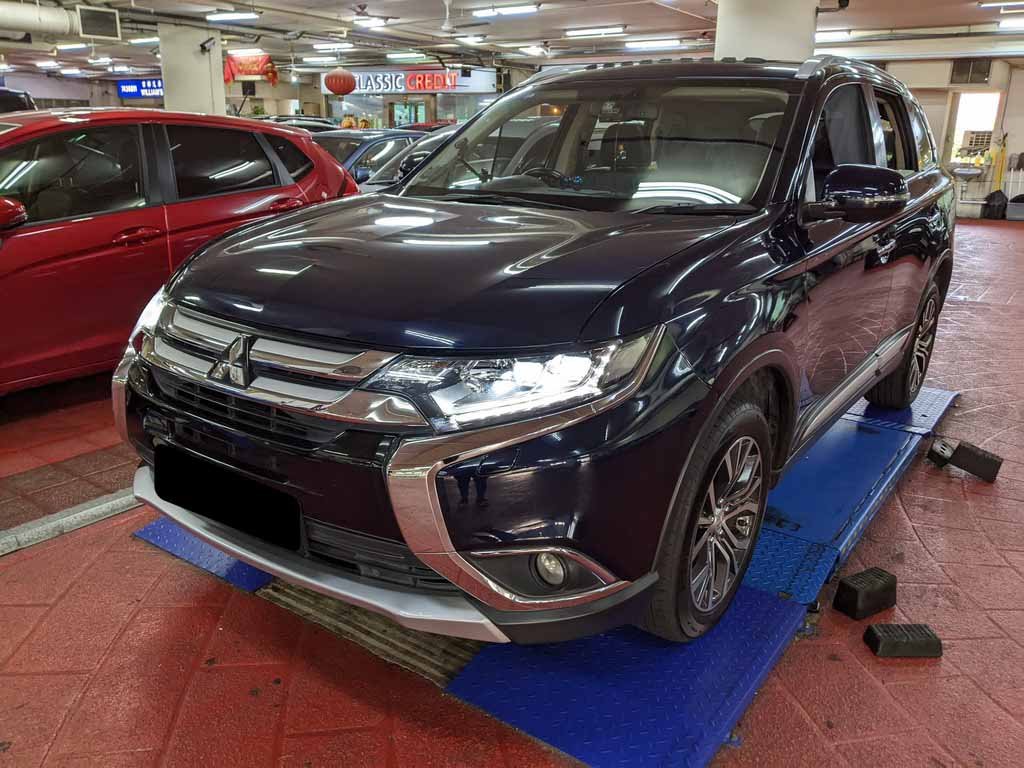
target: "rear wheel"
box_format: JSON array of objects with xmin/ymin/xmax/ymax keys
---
[
  {"xmin": 642, "ymin": 399, "xmax": 770, "ymax": 642},
  {"xmin": 865, "ymin": 282, "xmax": 940, "ymax": 409}
]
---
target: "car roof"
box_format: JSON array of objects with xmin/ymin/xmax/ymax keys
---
[
  {"xmin": 526, "ymin": 55, "xmax": 903, "ymax": 93},
  {"xmin": 0, "ymin": 107, "xmax": 315, "ymax": 141},
  {"xmin": 314, "ymin": 128, "xmax": 425, "ymax": 140}
]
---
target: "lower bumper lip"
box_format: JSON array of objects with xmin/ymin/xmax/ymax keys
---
[{"xmin": 132, "ymin": 465, "xmax": 510, "ymax": 643}]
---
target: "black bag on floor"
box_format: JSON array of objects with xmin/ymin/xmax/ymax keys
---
[{"xmin": 981, "ymin": 190, "xmax": 1008, "ymax": 220}]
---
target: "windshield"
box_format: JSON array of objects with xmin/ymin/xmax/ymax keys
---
[
  {"xmin": 312, "ymin": 136, "xmax": 363, "ymax": 163},
  {"xmin": 404, "ymin": 80, "xmax": 797, "ymax": 211}
]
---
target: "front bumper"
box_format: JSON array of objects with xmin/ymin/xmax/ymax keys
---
[
  {"xmin": 113, "ymin": 313, "xmax": 680, "ymax": 642},
  {"xmin": 132, "ymin": 464, "xmax": 510, "ymax": 642}
]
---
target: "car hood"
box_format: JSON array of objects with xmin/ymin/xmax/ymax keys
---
[{"xmin": 168, "ymin": 194, "xmax": 733, "ymax": 351}]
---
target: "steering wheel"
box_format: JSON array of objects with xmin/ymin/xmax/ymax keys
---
[{"xmin": 522, "ymin": 166, "xmax": 565, "ymax": 186}]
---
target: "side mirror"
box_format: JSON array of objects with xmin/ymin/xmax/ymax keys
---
[
  {"xmin": 0, "ymin": 197, "xmax": 27, "ymax": 231},
  {"xmin": 804, "ymin": 164, "xmax": 909, "ymax": 224},
  {"xmin": 397, "ymin": 152, "xmax": 426, "ymax": 180},
  {"xmin": 352, "ymin": 166, "xmax": 372, "ymax": 184}
]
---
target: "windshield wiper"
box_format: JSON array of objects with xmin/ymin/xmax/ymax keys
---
[
  {"xmin": 434, "ymin": 192, "xmax": 584, "ymax": 212},
  {"xmin": 633, "ymin": 203, "xmax": 757, "ymax": 216}
]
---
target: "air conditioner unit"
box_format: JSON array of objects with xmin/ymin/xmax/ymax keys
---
[
  {"xmin": 963, "ymin": 130, "xmax": 993, "ymax": 152},
  {"xmin": 77, "ymin": 6, "xmax": 121, "ymax": 41}
]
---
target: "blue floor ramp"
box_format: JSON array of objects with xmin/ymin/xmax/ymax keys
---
[
  {"xmin": 134, "ymin": 516, "xmax": 273, "ymax": 591},
  {"xmin": 446, "ymin": 388, "xmax": 956, "ymax": 768}
]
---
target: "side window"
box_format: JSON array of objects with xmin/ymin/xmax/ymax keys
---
[
  {"xmin": 906, "ymin": 100, "xmax": 937, "ymax": 170},
  {"xmin": 808, "ymin": 86, "xmax": 873, "ymax": 201},
  {"xmin": 266, "ymin": 135, "xmax": 313, "ymax": 181},
  {"xmin": 0, "ymin": 125, "xmax": 145, "ymax": 223},
  {"xmin": 874, "ymin": 90, "xmax": 916, "ymax": 175},
  {"xmin": 167, "ymin": 126, "xmax": 275, "ymax": 199},
  {"xmin": 356, "ymin": 139, "xmax": 410, "ymax": 173}
]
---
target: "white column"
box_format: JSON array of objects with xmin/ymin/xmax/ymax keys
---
[
  {"xmin": 158, "ymin": 23, "xmax": 226, "ymax": 115},
  {"xmin": 714, "ymin": 0, "xmax": 818, "ymax": 62}
]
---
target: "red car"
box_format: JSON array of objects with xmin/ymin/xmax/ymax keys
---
[{"xmin": 0, "ymin": 108, "xmax": 358, "ymax": 395}]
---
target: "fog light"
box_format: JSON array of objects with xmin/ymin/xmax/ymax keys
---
[{"xmin": 534, "ymin": 552, "xmax": 566, "ymax": 587}]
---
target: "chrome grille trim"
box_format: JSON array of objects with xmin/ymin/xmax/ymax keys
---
[{"xmin": 141, "ymin": 304, "xmax": 427, "ymax": 428}]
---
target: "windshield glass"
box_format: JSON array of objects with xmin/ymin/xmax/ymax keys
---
[
  {"xmin": 312, "ymin": 136, "xmax": 363, "ymax": 163},
  {"xmin": 404, "ymin": 80, "xmax": 797, "ymax": 210}
]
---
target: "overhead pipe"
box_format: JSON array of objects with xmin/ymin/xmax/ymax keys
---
[{"xmin": 0, "ymin": 1, "xmax": 80, "ymax": 36}]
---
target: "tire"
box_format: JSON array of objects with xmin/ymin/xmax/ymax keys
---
[
  {"xmin": 641, "ymin": 398, "xmax": 771, "ymax": 642},
  {"xmin": 865, "ymin": 282, "xmax": 941, "ymax": 410}
]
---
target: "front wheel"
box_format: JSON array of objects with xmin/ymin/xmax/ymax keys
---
[
  {"xmin": 865, "ymin": 282, "xmax": 941, "ymax": 410},
  {"xmin": 642, "ymin": 399, "xmax": 771, "ymax": 642}
]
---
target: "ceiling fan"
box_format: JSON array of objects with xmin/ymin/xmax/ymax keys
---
[
  {"xmin": 439, "ymin": 0, "xmax": 490, "ymax": 34},
  {"xmin": 350, "ymin": 4, "xmax": 398, "ymax": 27}
]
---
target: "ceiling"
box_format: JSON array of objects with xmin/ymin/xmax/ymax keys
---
[{"xmin": 0, "ymin": 0, "xmax": 1021, "ymax": 81}]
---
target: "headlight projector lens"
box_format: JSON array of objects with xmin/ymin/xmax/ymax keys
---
[{"xmin": 534, "ymin": 552, "xmax": 567, "ymax": 587}]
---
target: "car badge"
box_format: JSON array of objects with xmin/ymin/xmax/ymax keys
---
[{"xmin": 209, "ymin": 334, "xmax": 253, "ymax": 388}]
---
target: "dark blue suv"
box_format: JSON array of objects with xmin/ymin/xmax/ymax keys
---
[{"xmin": 115, "ymin": 56, "xmax": 955, "ymax": 644}]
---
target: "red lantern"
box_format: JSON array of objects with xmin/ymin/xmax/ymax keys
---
[{"xmin": 324, "ymin": 68, "xmax": 356, "ymax": 96}]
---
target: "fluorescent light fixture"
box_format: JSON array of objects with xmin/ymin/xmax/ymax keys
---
[
  {"xmin": 999, "ymin": 16, "xmax": 1024, "ymax": 26},
  {"xmin": 228, "ymin": 48, "xmax": 265, "ymax": 55},
  {"xmin": 302, "ymin": 55, "xmax": 337, "ymax": 63},
  {"xmin": 312, "ymin": 42, "xmax": 354, "ymax": 51},
  {"xmin": 0, "ymin": 63, "xmax": 14, "ymax": 72},
  {"xmin": 354, "ymin": 16, "xmax": 387, "ymax": 28},
  {"xmin": 130, "ymin": 36, "xmax": 160, "ymax": 45},
  {"xmin": 386, "ymin": 51, "xmax": 425, "ymax": 59},
  {"xmin": 473, "ymin": 4, "xmax": 538, "ymax": 16},
  {"xmin": 519, "ymin": 45, "xmax": 548, "ymax": 56},
  {"xmin": 206, "ymin": 11, "xmax": 260, "ymax": 21},
  {"xmin": 457, "ymin": 35, "xmax": 485, "ymax": 44},
  {"xmin": 815, "ymin": 29, "xmax": 851, "ymax": 42},
  {"xmin": 88, "ymin": 56, "xmax": 112, "ymax": 65},
  {"xmin": 36, "ymin": 60, "xmax": 60, "ymax": 69},
  {"xmin": 979, "ymin": 1, "xmax": 1024, "ymax": 7},
  {"xmin": 566, "ymin": 26, "xmax": 625, "ymax": 38},
  {"xmin": 109, "ymin": 65, "xmax": 131, "ymax": 72},
  {"xmin": 624, "ymin": 38, "xmax": 683, "ymax": 49},
  {"xmin": 60, "ymin": 68, "xmax": 81, "ymax": 75},
  {"xmin": 56, "ymin": 42, "xmax": 89, "ymax": 51}
]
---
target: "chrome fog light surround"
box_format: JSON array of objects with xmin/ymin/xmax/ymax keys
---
[{"xmin": 386, "ymin": 326, "xmax": 667, "ymax": 612}]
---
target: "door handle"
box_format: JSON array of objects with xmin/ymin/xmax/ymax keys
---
[
  {"xmin": 112, "ymin": 226, "xmax": 164, "ymax": 246},
  {"xmin": 267, "ymin": 198, "xmax": 304, "ymax": 213}
]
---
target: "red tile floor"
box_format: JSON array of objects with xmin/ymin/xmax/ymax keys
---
[{"xmin": 0, "ymin": 220, "xmax": 1022, "ymax": 767}]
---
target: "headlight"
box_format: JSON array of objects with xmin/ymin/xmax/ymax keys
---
[
  {"xmin": 128, "ymin": 288, "xmax": 168, "ymax": 352},
  {"xmin": 365, "ymin": 330, "xmax": 656, "ymax": 433}
]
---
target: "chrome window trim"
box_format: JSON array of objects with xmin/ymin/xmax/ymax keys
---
[
  {"xmin": 133, "ymin": 466, "xmax": 508, "ymax": 642},
  {"xmin": 385, "ymin": 325, "xmax": 666, "ymax": 612}
]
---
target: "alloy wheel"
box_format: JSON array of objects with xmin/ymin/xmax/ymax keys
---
[
  {"xmin": 908, "ymin": 295, "xmax": 938, "ymax": 396},
  {"xmin": 688, "ymin": 436, "xmax": 763, "ymax": 614}
]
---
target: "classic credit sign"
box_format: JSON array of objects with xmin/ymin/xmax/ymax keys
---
[{"xmin": 321, "ymin": 68, "xmax": 496, "ymax": 95}]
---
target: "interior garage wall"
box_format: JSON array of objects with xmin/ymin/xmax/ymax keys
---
[
  {"xmin": 225, "ymin": 79, "xmax": 324, "ymax": 117},
  {"xmin": 4, "ymin": 72, "xmax": 90, "ymax": 103},
  {"xmin": 1004, "ymin": 67, "xmax": 1024, "ymax": 165}
]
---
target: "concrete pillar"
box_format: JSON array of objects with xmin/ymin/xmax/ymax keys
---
[
  {"xmin": 714, "ymin": 0, "xmax": 818, "ymax": 62},
  {"xmin": 158, "ymin": 23, "xmax": 226, "ymax": 115}
]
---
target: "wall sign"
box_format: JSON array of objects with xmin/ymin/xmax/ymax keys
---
[
  {"xmin": 117, "ymin": 78, "xmax": 164, "ymax": 99},
  {"xmin": 321, "ymin": 67, "xmax": 496, "ymax": 96}
]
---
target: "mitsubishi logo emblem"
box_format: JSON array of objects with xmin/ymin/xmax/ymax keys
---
[{"xmin": 209, "ymin": 335, "xmax": 253, "ymax": 388}]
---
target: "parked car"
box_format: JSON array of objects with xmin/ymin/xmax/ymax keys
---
[
  {"xmin": 312, "ymin": 128, "xmax": 425, "ymax": 184},
  {"xmin": 397, "ymin": 119, "xmax": 457, "ymax": 132},
  {"xmin": 269, "ymin": 117, "xmax": 338, "ymax": 133},
  {"xmin": 0, "ymin": 108, "xmax": 358, "ymax": 395},
  {"xmin": 360, "ymin": 126, "xmax": 457, "ymax": 193},
  {"xmin": 0, "ymin": 87, "xmax": 35, "ymax": 114},
  {"xmin": 118, "ymin": 57, "xmax": 954, "ymax": 644}
]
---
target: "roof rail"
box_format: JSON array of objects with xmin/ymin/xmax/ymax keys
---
[{"xmin": 794, "ymin": 54, "xmax": 846, "ymax": 79}]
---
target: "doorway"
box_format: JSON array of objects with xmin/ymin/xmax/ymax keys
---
[{"xmin": 386, "ymin": 95, "xmax": 435, "ymax": 127}]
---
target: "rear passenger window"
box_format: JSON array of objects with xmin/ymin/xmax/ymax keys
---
[
  {"xmin": 808, "ymin": 85, "xmax": 873, "ymax": 201},
  {"xmin": 907, "ymin": 101, "xmax": 937, "ymax": 170},
  {"xmin": 167, "ymin": 126, "xmax": 275, "ymax": 199},
  {"xmin": 266, "ymin": 135, "xmax": 313, "ymax": 181},
  {"xmin": 0, "ymin": 125, "xmax": 145, "ymax": 223},
  {"xmin": 355, "ymin": 139, "xmax": 410, "ymax": 173},
  {"xmin": 874, "ymin": 90, "xmax": 916, "ymax": 175}
]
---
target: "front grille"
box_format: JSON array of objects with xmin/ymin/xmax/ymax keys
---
[
  {"xmin": 151, "ymin": 367, "xmax": 344, "ymax": 450},
  {"xmin": 306, "ymin": 518, "xmax": 457, "ymax": 593}
]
